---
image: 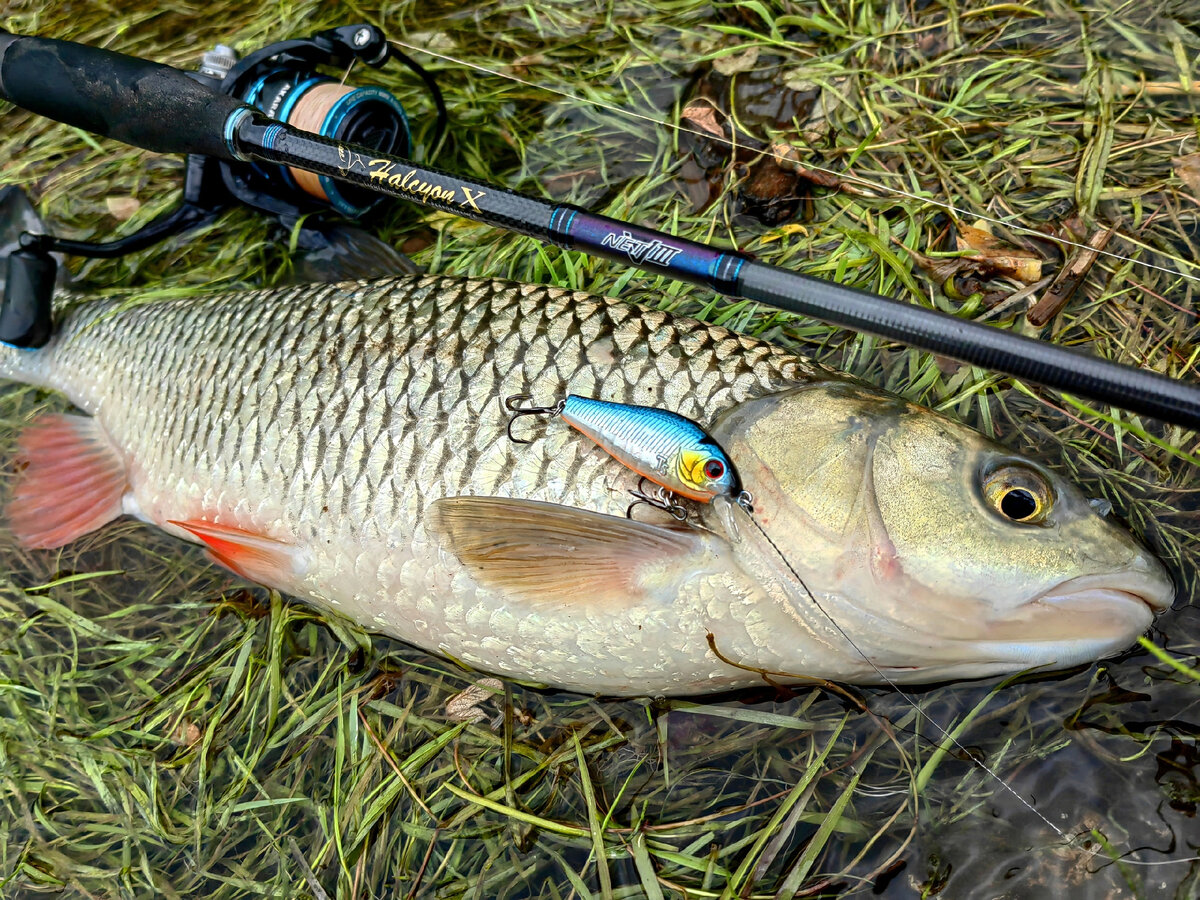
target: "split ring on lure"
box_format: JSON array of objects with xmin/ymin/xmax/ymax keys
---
[
  {"xmin": 504, "ymin": 393, "xmax": 752, "ymax": 508},
  {"xmin": 626, "ymin": 476, "xmax": 690, "ymax": 522}
]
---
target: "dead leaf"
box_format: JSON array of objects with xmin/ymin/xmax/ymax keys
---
[
  {"xmin": 404, "ymin": 30, "xmax": 456, "ymax": 54},
  {"xmin": 1173, "ymin": 153, "xmax": 1200, "ymax": 200},
  {"xmin": 105, "ymin": 196, "xmax": 140, "ymax": 221},
  {"xmin": 902, "ymin": 244, "xmax": 985, "ymax": 288},
  {"xmin": 956, "ymin": 225, "xmax": 1043, "ymax": 283},
  {"xmin": 681, "ymin": 102, "xmax": 726, "ymax": 139},
  {"xmin": 169, "ymin": 718, "xmax": 202, "ymax": 747},
  {"xmin": 400, "ymin": 229, "xmax": 435, "ymax": 256},
  {"xmin": 780, "ymin": 75, "xmax": 845, "ymax": 142},
  {"xmin": 510, "ymin": 52, "xmax": 546, "ymax": 68},
  {"xmin": 957, "ymin": 223, "xmax": 1002, "ymax": 249},
  {"xmin": 677, "ymin": 155, "xmax": 718, "ymax": 213},
  {"xmin": 782, "ymin": 73, "xmax": 818, "ymax": 94},
  {"xmin": 712, "ymin": 46, "xmax": 759, "ymax": 76},
  {"xmin": 770, "ymin": 143, "xmax": 844, "ymax": 189},
  {"xmin": 444, "ymin": 677, "xmax": 504, "ymax": 726},
  {"xmin": 541, "ymin": 167, "xmax": 603, "ymax": 193}
]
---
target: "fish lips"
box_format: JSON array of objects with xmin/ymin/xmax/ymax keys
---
[
  {"xmin": 1035, "ymin": 567, "xmax": 1175, "ymax": 616},
  {"xmin": 976, "ymin": 564, "xmax": 1174, "ymax": 667}
]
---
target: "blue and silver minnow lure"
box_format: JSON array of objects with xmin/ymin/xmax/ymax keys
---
[{"xmin": 505, "ymin": 394, "xmax": 747, "ymax": 506}]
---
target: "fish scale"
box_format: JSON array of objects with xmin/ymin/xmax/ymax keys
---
[
  {"xmin": 0, "ymin": 275, "xmax": 814, "ymax": 693},
  {"xmin": 1, "ymin": 274, "xmax": 1172, "ymax": 695}
]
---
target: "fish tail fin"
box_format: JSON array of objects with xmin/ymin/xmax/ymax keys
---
[{"xmin": 7, "ymin": 413, "xmax": 128, "ymax": 548}]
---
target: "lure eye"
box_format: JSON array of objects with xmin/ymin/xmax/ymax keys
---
[
  {"xmin": 703, "ymin": 459, "xmax": 726, "ymax": 481},
  {"xmin": 982, "ymin": 465, "xmax": 1053, "ymax": 524}
]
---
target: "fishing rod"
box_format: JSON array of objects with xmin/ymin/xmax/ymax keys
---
[
  {"xmin": 1, "ymin": 28, "xmax": 1199, "ymax": 431},
  {"xmin": 0, "ymin": 24, "xmax": 445, "ymax": 347}
]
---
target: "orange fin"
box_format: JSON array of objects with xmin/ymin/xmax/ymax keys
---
[
  {"xmin": 169, "ymin": 519, "xmax": 302, "ymax": 585},
  {"xmin": 8, "ymin": 414, "xmax": 128, "ymax": 549},
  {"xmin": 430, "ymin": 496, "xmax": 723, "ymax": 610}
]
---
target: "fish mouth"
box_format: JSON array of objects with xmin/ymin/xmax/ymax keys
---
[
  {"xmin": 1034, "ymin": 567, "xmax": 1175, "ymax": 616},
  {"xmin": 973, "ymin": 564, "xmax": 1174, "ymax": 668},
  {"xmin": 830, "ymin": 561, "xmax": 1174, "ymax": 685}
]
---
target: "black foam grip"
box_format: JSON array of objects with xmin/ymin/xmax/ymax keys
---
[{"xmin": 0, "ymin": 30, "xmax": 249, "ymax": 160}]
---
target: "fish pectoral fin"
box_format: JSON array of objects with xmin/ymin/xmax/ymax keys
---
[
  {"xmin": 7, "ymin": 414, "xmax": 128, "ymax": 549},
  {"xmin": 431, "ymin": 496, "xmax": 720, "ymax": 609},
  {"xmin": 169, "ymin": 519, "xmax": 302, "ymax": 585}
]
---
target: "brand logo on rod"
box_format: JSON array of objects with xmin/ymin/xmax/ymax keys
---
[
  {"xmin": 600, "ymin": 231, "xmax": 683, "ymax": 267},
  {"xmin": 362, "ymin": 159, "xmax": 486, "ymax": 212}
]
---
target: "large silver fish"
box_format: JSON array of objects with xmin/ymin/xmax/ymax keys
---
[{"xmin": 0, "ymin": 276, "xmax": 1174, "ymax": 695}]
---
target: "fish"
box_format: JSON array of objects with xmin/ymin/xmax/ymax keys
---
[{"xmin": 0, "ymin": 275, "xmax": 1175, "ymax": 696}]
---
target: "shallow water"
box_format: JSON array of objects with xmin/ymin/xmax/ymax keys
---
[{"xmin": 0, "ymin": 1, "xmax": 1197, "ymax": 898}]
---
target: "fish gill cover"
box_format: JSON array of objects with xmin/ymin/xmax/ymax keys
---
[{"xmin": 0, "ymin": 0, "xmax": 1197, "ymax": 898}]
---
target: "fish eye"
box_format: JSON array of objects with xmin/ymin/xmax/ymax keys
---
[
  {"xmin": 982, "ymin": 465, "xmax": 1053, "ymax": 524},
  {"xmin": 704, "ymin": 459, "xmax": 726, "ymax": 480}
]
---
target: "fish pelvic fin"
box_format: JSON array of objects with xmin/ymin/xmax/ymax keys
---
[
  {"xmin": 7, "ymin": 413, "xmax": 128, "ymax": 549},
  {"xmin": 430, "ymin": 496, "xmax": 726, "ymax": 610},
  {"xmin": 168, "ymin": 519, "xmax": 303, "ymax": 586}
]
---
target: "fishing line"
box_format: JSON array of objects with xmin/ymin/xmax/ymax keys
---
[
  {"xmin": 391, "ymin": 38, "xmax": 1200, "ymax": 286},
  {"xmin": 728, "ymin": 502, "xmax": 1075, "ymax": 846},
  {"xmin": 737, "ymin": 502, "xmax": 1200, "ymax": 868}
]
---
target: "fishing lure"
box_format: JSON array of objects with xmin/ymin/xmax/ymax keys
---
[{"xmin": 504, "ymin": 394, "xmax": 750, "ymax": 509}]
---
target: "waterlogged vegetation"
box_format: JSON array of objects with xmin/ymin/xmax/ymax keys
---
[{"xmin": 0, "ymin": 0, "xmax": 1198, "ymax": 897}]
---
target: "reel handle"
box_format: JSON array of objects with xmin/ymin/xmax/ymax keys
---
[{"xmin": 0, "ymin": 30, "xmax": 249, "ymax": 161}]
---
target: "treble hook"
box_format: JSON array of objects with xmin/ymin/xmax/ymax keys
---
[
  {"xmin": 503, "ymin": 393, "xmax": 566, "ymax": 444},
  {"xmin": 625, "ymin": 476, "xmax": 689, "ymax": 522}
]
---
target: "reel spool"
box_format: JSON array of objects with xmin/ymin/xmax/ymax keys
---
[
  {"xmin": 241, "ymin": 76, "xmax": 407, "ymax": 215},
  {"xmin": 207, "ymin": 24, "xmax": 438, "ymax": 218},
  {"xmin": 0, "ymin": 23, "xmax": 444, "ymax": 348}
]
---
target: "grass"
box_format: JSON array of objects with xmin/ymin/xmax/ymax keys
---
[{"xmin": 0, "ymin": 0, "xmax": 1198, "ymax": 897}]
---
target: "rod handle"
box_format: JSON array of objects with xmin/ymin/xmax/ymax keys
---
[{"xmin": 0, "ymin": 30, "xmax": 248, "ymax": 160}]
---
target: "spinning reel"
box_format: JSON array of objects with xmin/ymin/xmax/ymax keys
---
[{"xmin": 1, "ymin": 23, "xmax": 445, "ymax": 348}]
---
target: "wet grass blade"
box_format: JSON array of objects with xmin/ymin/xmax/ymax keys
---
[
  {"xmin": 773, "ymin": 768, "xmax": 863, "ymax": 897},
  {"xmin": 720, "ymin": 714, "xmax": 848, "ymax": 898},
  {"xmin": 573, "ymin": 729, "xmax": 614, "ymax": 899}
]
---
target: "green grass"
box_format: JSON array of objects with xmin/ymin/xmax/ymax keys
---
[{"xmin": 0, "ymin": 0, "xmax": 1198, "ymax": 897}]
